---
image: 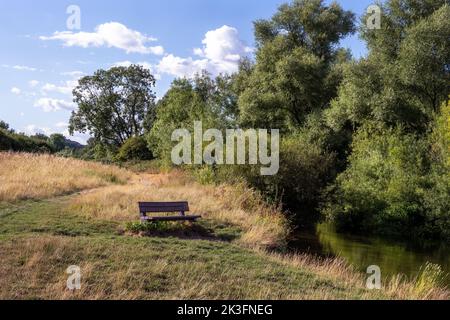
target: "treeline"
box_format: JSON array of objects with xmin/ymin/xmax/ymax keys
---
[
  {"xmin": 0, "ymin": 120, "xmax": 83, "ymax": 154},
  {"xmin": 66, "ymin": 0, "xmax": 449, "ymax": 242}
]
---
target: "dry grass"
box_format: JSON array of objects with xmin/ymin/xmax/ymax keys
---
[
  {"xmin": 0, "ymin": 235, "xmax": 378, "ymax": 300},
  {"xmin": 263, "ymin": 251, "xmax": 450, "ymax": 300},
  {"xmin": 0, "ymin": 152, "xmax": 132, "ymax": 202},
  {"xmin": 6, "ymin": 234, "xmax": 444, "ymax": 300},
  {"xmin": 70, "ymin": 170, "xmax": 289, "ymax": 249}
]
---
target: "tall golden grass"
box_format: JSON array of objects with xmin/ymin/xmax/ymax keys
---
[
  {"xmin": 70, "ymin": 170, "xmax": 289, "ymax": 249},
  {"xmin": 264, "ymin": 251, "xmax": 449, "ymax": 300},
  {"xmin": 0, "ymin": 152, "xmax": 132, "ymax": 202}
]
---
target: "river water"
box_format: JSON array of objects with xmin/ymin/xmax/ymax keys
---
[{"xmin": 289, "ymin": 223, "xmax": 450, "ymax": 286}]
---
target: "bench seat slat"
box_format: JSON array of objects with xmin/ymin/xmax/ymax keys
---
[
  {"xmin": 139, "ymin": 201, "xmax": 189, "ymax": 213},
  {"xmin": 141, "ymin": 215, "xmax": 201, "ymax": 222}
]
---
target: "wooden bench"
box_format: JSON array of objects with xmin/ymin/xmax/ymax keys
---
[{"xmin": 139, "ymin": 201, "xmax": 201, "ymax": 222}]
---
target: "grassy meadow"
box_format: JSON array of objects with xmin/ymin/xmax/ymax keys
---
[
  {"xmin": 0, "ymin": 152, "xmax": 131, "ymax": 202},
  {"xmin": 0, "ymin": 152, "xmax": 448, "ymax": 300}
]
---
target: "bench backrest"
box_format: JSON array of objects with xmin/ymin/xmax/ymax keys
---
[{"xmin": 139, "ymin": 201, "xmax": 189, "ymax": 214}]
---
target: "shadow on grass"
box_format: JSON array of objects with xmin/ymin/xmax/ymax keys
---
[{"xmin": 125, "ymin": 221, "xmax": 240, "ymax": 242}]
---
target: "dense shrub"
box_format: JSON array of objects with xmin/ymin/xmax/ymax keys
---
[
  {"xmin": 324, "ymin": 123, "xmax": 450, "ymax": 241},
  {"xmin": 214, "ymin": 133, "xmax": 336, "ymax": 227},
  {"xmin": 0, "ymin": 129, "xmax": 53, "ymax": 153},
  {"xmin": 116, "ymin": 136, "xmax": 153, "ymax": 162}
]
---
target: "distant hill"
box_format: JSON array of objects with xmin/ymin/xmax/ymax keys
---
[{"xmin": 64, "ymin": 138, "xmax": 85, "ymax": 149}]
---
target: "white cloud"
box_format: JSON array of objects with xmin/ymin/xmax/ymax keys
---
[
  {"xmin": 157, "ymin": 54, "xmax": 210, "ymax": 78},
  {"xmin": 193, "ymin": 48, "xmax": 204, "ymax": 56},
  {"xmin": 55, "ymin": 122, "xmax": 69, "ymax": 128},
  {"xmin": 2, "ymin": 64, "xmax": 38, "ymax": 72},
  {"xmin": 112, "ymin": 60, "xmax": 161, "ymax": 79},
  {"xmin": 11, "ymin": 87, "xmax": 21, "ymax": 95},
  {"xmin": 76, "ymin": 60, "xmax": 92, "ymax": 65},
  {"xmin": 40, "ymin": 22, "xmax": 164, "ymax": 55},
  {"xmin": 157, "ymin": 25, "xmax": 252, "ymax": 78},
  {"xmin": 23, "ymin": 125, "xmax": 53, "ymax": 136},
  {"xmin": 13, "ymin": 65, "xmax": 37, "ymax": 71},
  {"xmin": 195, "ymin": 25, "xmax": 253, "ymax": 71},
  {"xmin": 61, "ymin": 71, "xmax": 84, "ymax": 77},
  {"xmin": 41, "ymin": 80, "xmax": 78, "ymax": 96},
  {"xmin": 34, "ymin": 98, "xmax": 76, "ymax": 112},
  {"xmin": 29, "ymin": 80, "xmax": 39, "ymax": 88}
]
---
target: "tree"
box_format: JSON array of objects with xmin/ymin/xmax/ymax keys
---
[
  {"xmin": 238, "ymin": 0, "xmax": 355, "ymax": 130},
  {"xmin": 116, "ymin": 136, "xmax": 153, "ymax": 162},
  {"xmin": 69, "ymin": 65, "xmax": 157, "ymax": 147},
  {"xmin": 322, "ymin": 1, "xmax": 450, "ymax": 241},
  {"xmin": 324, "ymin": 122, "xmax": 450, "ymax": 241},
  {"xmin": 326, "ymin": 0, "xmax": 450, "ymax": 132},
  {"xmin": 0, "ymin": 120, "xmax": 10, "ymax": 131},
  {"xmin": 48, "ymin": 133, "xmax": 67, "ymax": 152},
  {"xmin": 148, "ymin": 72, "xmax": 237, "ymax": 163}
]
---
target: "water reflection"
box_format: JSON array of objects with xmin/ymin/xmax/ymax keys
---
[{"xmin": 289, "ymin": 223, "xmax": 450, "ymax": 286}]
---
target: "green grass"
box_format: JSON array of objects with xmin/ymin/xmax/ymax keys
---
[
  {"xmin": 0, "ymin": 198, "xmax": 118, "ymax": 237},
  {"xmin": 0, "ymin": 196, "xmax": 387, "ymax": 299}
]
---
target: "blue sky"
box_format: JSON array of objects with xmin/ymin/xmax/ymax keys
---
[{"xmin": 0, "ymin": 0, "xmax": 374, "ymax": 143}]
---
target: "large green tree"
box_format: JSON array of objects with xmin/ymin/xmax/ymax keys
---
[
  {"xmin": 238, "ymin": 0, "xmax": 355, "ymax": 130},
  {"xmin": 148, "ymin": 72, "xmax": 238, "ymax": 162},
  {"xmin": 69, "ymin": 65, "xmax": 157, "ymax": 147},
  {"xmin": 324, "ymin": 0, "xmax": 450, "ymax": 241},
  {"xmin": 326, "ymin": 0, "xmax": 450, "ymax": 132}
]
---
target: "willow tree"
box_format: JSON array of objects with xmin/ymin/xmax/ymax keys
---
[
  {"xmin": 238, "ymin": 0, "xmax": 355, "ymax": 130},
  {"xmin": 326, "ymin": 0, "xmax": 450, "ymax": 132}
]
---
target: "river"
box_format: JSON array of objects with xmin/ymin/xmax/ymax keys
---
[{"xmin": 289, "ymin": 223, "xmax": 450, "ymax": 287}]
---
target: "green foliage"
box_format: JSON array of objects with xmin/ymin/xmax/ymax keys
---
[
  {"xmin": 115, "ymin": 136, "xmax": 153, "ymax": 162},
  {"xmin": 324, "ymin": 124, "xmax": 450, "ymax": 241},
  {"xmin": 0, "ymin": 128, "xmax": 53, "ymax": 153},
  {"xmin": 147, "ymin": 72, "xmax": 237, "ymax": 164},
  {"xmin": 239, "ymin": 0, "xmax": 355, "ymax": 129},
  {"xmin": 48, "ymin": 133, "xmax": 67, "ymax": 152},
  {"xmin": 327, "ymin": 1, "xmax": 450, "ymax": 132},
  {"xmin": 431, "ymin": 98, "xmax": 450, "ymax": 167},
  {"xmin": 254, "ymin": 0, "xmax": 355, "ymax": 58},
  {"xmin": 0, "ymin": 121, "xmax": 84, "ymax": 155},
  {"xmin": 218, "ymin": 133, "xmax": 336, "ymax": 226},
  {"xmin": 125, "ymin": 221, "xmax": 186, "ymax": 234},
  {"xmin": 322, "ymin": 0, "xmax": 450, "ymax": 242},
  {"xmin": 414, "ymin": 262, "xmax": 447, "ymax": 295},
  {"xmin": 0, "ymin": 120, "xmax": 10, "ymax": 131},
  {"xmin": 85, "ymin": 141, "xmax": 117, "ymax": 162},
  {"xmin": 69, "ymin": 64, "xmax": 157, "ymax": 147}
]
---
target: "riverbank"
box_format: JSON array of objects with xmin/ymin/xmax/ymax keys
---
[
  {"xmin": 290, "ymin": 223, "xmax": 450, "ymax": 288},
  {"xmin": 0, "ymin": 153, "xmax": 448, "ymax": 299}
]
